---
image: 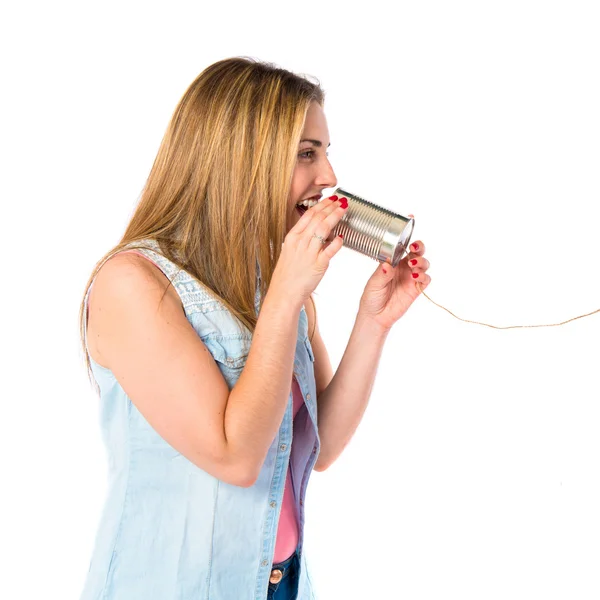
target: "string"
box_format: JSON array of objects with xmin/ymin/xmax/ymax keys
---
[{"xmin": 415, "ymin": 282, "xmax": 600, "ymax": 329}]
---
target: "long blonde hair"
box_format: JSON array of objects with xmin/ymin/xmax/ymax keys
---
[{"xmin": 79, "ymin": 56, "xmax": 325, "ymax": 387}]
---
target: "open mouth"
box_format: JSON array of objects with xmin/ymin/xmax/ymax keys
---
[{"xmin": 295, "ymin": 196, "xmax": 321, "ymax": 216}]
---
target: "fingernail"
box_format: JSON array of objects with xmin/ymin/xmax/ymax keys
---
[
  {"xmin": 338, "ymin": 234, "xmax": 343, "ymax": 239},
  {"xmin": 330, "ymin": 195, "xmax": 338, "ymax": 201},
  {"xmin": 411, "ymin": 243, "xmax": 419, "ymax": 251},
  {"xmin": 412, "ymin": 273, "xmax": 419, "ymax": 279},
  {"xmin": 410, "ymin": 259, "xmax": 417, "ymax": 266},
  {"xmin": 382, "ymin": 268, "xmax": 387, "ymax": 274},
  {"xmin": 339, "ymin": 197, "xmax": 348, "ymax": 209}
]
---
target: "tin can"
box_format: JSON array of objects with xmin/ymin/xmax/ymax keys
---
[{"xmin": 331, "ymin": 187, "xmax": 415, "ymax": 267}]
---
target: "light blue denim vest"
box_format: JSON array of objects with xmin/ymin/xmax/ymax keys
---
[{"xmin": 80, "ymin": 239, "xmax": 320, "ymax": 600}]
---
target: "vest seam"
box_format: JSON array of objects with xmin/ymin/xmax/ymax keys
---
[
  {"xmin": 255, "ymin": 432, "xmax": 279, "ymax": 598},
  {"xmin": 205, "ymin": 479, "xmax": 219, "ymax": 599},
  {"xmin": 101, "ymin": 398, "xmax": 133, "ymax": 599},
  {"xmin": 128, "ymin": 244, "xmax": 226, "ymax": 316},
  {"xmin": 131, "ymin": 242, "xmax": 219, "ymax": 307}
]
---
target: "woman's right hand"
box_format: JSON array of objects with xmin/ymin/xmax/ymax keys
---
[{"xmin": 270, "ymin": 196, "xmax": 348, "ymax": 304}]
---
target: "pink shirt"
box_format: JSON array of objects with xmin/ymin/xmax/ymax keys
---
[{"xmin": 272, "ymin": 376, "xmax": 304, "ymax": 563}]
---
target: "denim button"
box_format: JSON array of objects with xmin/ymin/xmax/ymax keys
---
[
  {"xmin": 269, "ymin": 569, "xmax": 283, "ymax": 584},
  {"xmin": 280, "ymin": 444, "xmax": 287, "ymax": 452},
  {"xmin": 270, "ymin": 501, "xmax": 276, "ymax": 508},
  {"xmin": 306, "ymin": 393, "xmax": 311, "ymax": 400},
  {"xmin": 262, "ymin": 559, "xmax": 269, "ymax": 566}
]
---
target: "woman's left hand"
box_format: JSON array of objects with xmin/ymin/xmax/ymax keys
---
[{"xmin": 358, "ymin": 227, "xmax": 431, "ymax": 331}]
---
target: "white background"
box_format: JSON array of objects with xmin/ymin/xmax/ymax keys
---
[{"xmin": 1, "ymin": 1, "xmax": 599, "ymax": 598}]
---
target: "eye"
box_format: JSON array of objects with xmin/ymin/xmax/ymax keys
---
[{"xmin": 298, "ymin": 150, "xmax": 331, "ymax": 160}]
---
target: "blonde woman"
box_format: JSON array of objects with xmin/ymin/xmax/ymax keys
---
[{"xmin": 79, "ymin": 57, "xmax": 431, "ymax": 600}]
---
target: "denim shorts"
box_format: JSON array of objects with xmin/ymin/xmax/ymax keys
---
[{"xmin": 267, "ymin": 550, "xmax": 299, "ymax": 600}]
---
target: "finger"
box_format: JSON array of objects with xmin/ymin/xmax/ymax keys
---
[
  {"xmin": 307, "ymin": 231, "xmax": 330, "ymax": 251},
  {"xmin": 414, "ymin": 272, "xmax": 432, "ymax": 292},
  {"xmin": 407, "ymin": 241, "xmax": 425, "ymax": 257},
  {"xmin": 317, "ymin": 232, "xmax": 344, "ymax": 265},
  {"xmin": 410, "ymin": 270, "xmax": 432, "ymax": 285},
  {"xmin": 301, "ymin": 201, "xmax": 344, "ymax": 250},
  {"xmin": 292, "ymin": 197, "xmax": 338, "ymax": 235},
  {"xmin": 311, "ymin": 197, "xmax": 348, "ymax": 236},
  {"xmin": 407, "ymin": 256, "xmax": 430, "ymax": 270},
  {"xmin": 306, "ymin": 199, "xmax": 346, "ymax": 241}
]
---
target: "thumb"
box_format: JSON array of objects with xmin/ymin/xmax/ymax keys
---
[
  {"xmin": 367, "ymin": 261, "xmax": 393, "ymax": 289},
  {"xmin": 379, "ymin": 261, "xmax": 394, "ymax": 278}
]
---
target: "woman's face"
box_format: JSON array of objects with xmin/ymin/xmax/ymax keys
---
[{"xmin": 287, "ymin": 101, "xmax": 337, "ymax": 232}]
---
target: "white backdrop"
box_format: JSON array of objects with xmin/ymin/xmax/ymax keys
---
[{"xmin": 1, "ymin": 1, "xmax": 599, "ymax": 598}]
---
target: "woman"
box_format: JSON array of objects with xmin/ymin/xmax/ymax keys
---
[{"xmin": 79, "ymin": 56, "xmax": 431, "ymax": 600}]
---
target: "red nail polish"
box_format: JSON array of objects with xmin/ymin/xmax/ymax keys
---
[
  {"xmin": 338, "ymin": 234, "xmax": 343, "ymax": 239},
  {"xmin": 330, "ymin": 195, "xmax": 338, "ymax": 201},
  {"xmin": 410, "ymin": 259, "xmax": 417, "ymax": 265},
  {"xmin": 412, "ymin": 273, "xmax": 419, "ymax": 279},
  {"xmin": 412, "ymin": 243, "xmax": 419, "ymax": 251},
  {"xmin": 383, "ymin": 268, "xmax": 387, "ymax": 274},
  {"xmin": 339, "ymin": 197, "xmax": 348, "ymax": 209}
]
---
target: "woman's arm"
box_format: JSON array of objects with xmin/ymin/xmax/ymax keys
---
[
  {"xmin": 304, "ymin": 297, "xmax": 390, "ymax": 472},
  {"xmin": 310, "ymin": 238, "xmax": 431, "ymax": 471},
  {"xmin": 89, "ymin": 253, "xmax": 304, "ymax": 488}
]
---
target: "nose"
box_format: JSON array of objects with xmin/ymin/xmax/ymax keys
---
[{"xmin": 315, "ymin": 156, "xmax": 337, "ymax": 190}]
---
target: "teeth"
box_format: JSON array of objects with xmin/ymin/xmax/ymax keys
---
[{"xmin": 296, "ymin": 199, "xmax": 319, "ymax": 207}]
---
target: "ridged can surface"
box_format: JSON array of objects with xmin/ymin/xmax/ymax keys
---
[{"xmin": 331, "ymin": 187, "xmax": 415, "ymax": 267}]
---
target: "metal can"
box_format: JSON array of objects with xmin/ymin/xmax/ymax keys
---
[{"xmin": 331, "ymin": 187, "xmax": 415, "ymax": 267}]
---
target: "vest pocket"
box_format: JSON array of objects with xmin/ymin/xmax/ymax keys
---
[
  {"xmin": 204, "ymin": 337, "xmax": 250, "ymax": 367},
  {"xmin": 202, "ymin": 336, "xmax": 250, "ymax": 388}
]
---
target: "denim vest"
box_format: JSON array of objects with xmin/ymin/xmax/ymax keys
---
[{"xmin": 80, "ymin": 239, "xmax": 320, "ymax": 600}]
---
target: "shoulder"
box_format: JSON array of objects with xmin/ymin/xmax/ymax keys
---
[
  {"xmin": 93, "ymin": 251, "xmax": 179, "ymax": 304},
  {"xmin": 87, "ymin": 251, "xmax": 183, "ymax": 366},
  {"xmin": 98, "ymin": 249, "xmax": 165, "ymax": 283}
]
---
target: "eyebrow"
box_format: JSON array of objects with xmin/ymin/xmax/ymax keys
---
[{"xmin": 300, "ymin": 138, "xmax": 331, "ymax": 148}]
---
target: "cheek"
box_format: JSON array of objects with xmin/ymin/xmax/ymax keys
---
[
  {"xmin": 288, "ymin": 182, "xmax": 300, "ymax": 203},
  {"xmin": 290, "ymin": 165, "xmax": 309, "ymax": 200}
]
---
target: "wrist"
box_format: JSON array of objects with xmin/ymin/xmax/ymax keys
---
[
  {"xmin": 263, "ymin": 281, "xmax": 305, "ymax": 314},
  {"xmin": 354, "ymin": 311, "xmax": 392, "ymax": 338}
]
